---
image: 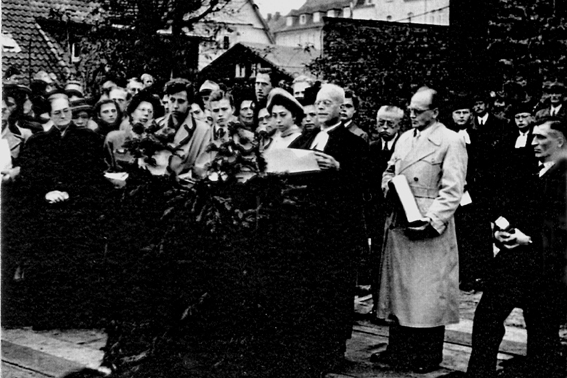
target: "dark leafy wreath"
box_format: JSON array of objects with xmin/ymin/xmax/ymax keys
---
[{"xmin": 100, "ymin": 119, "xmax": 320, "ymax": 378}]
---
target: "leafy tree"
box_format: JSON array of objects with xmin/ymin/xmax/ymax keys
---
[{"xmin": 47, "ymin": 0, "xmax": 235, "ymax": 95}]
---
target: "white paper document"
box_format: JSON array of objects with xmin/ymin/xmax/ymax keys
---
[
  {"xmin": 460, "ymin": 191, "xmax": 472, "ymax": 206},
  {"xmin": 390, "ymin": 175, "xmax": 428, "ymax": 224},
  {"xmin": 263, "ymin": 148, "xmax": 321, "ymax": 174}
]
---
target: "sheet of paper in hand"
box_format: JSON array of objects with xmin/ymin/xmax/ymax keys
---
[
  {"xmin": 390, "ymin": 175, "xmax": 428, "ymax": 225},
  {"xmin": 264, "ymin": 148, "xmax": 321, "ymax": 174}
]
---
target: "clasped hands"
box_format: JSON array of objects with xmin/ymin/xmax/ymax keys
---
[
  {"xmin": 45, "ymin": 190, "xmax": 69, "ymax": 204},
  {"xmin": 494, "ymin": 229, "xmax": 531, "ymax": 249}
]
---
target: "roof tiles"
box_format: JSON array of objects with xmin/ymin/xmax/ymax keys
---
[{"xmin": 2, "ymin": 0, "xmax": 99, "ymax": 84}]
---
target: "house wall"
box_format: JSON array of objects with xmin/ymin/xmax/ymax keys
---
[
  {"xmin": 352, "ymin": 5, "xmax": 376, "ymax": 20},
  {"xmin": 373, "ymin": 0, "xmax": 450, "ymax": 25},
  {"xmin": 275, "ymin": 28, "xmax": 322, "ymax": 49},
  {"xmin": 198, "ymin": 0, "xmax": 273, "ymax": 70}
]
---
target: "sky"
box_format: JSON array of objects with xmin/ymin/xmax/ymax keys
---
[{"xmin": 254, "ymin": 0, "xmax": 306, "ymax": 17}]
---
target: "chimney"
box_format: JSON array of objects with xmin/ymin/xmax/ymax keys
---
[
  {"xmin": 267, "ymin": 13, "xmax": 272, "ymax": 21},
  {"xmin": 274, "ymin": 12, "xmax": 281, "ymax": 21}
]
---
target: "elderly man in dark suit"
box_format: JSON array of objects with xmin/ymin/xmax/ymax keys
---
[
  {"xmin": 472, "ymin": 92, "xmax": 509, "ymax": 141},
  {"xmin": 536, "ymin": 83, "xmax": 566, "ymax": 121},
  {"xmin": 443, "ymin": 117, "xmax": 567, "ymax": 378},
  {"xmin": 372, "ymin": 87, "xmax": 467, "ymax": 373},
  {"xmin": 289, "ymin": 83, "xmax": 368, "ymax": 371},
  {"xmin": 18, "ymin": 94, "xmax": 112, "ymax": 329},
  {"xmin": 366, "ymin": 105, "xmax": 403, "ymax": 315}
]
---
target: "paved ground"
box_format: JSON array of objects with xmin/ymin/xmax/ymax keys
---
[{"xmin": 2, "ymin": 290, "xmax": 565, "ymax": 378}]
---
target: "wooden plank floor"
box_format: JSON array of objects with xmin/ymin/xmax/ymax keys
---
[{"xmin": 1, "ymin": 291, "xmax": 536, "ymax": 378}]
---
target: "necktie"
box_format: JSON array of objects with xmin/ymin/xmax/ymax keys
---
[
  {"xmin": 551, "ymin": 108, "xmax": 556, "ymax": 116},
  {"xmin": 412, "ymin": 129, "xmax": 420, "ymax": 148},
  {"xmin": 478, "ymin": 118, "xmax": 483, "ymax": 126}
]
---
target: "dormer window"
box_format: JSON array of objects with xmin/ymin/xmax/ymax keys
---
[
  {"xmin": 313, "ymin": 12, "xmax": 320, "ymax": 23},
  {"xmin": 299, "ymin": 14, "xmax": 307, "ymax": 24},
  {"xmin": 327, "ymin": 9, "xmax": 335, "ymax": 17},
  {"xmin": 286, "ymin": 16, "xmax": 293, "ymax": 26}
]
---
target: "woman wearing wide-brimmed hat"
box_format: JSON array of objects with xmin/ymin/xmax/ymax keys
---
[{"xmin": 263, "ymin": 88, "xmax": 304, "ymax": 151}]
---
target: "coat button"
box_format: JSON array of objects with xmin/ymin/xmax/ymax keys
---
[{"xmin": 414, "ymin": 177, "xmax": 419, "ymax": 182}]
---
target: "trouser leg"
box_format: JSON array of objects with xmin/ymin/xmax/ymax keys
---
[
  {"xmin": 388, "ymin": 324, "xmax": 445, "ymax": 365},
  {"xmin": 467, "ymin": 286, "xmax": 518, "ymax": 378},
  {"xmin": 523, "ymin": 284, "xmax": 566, "ymax": 378}
]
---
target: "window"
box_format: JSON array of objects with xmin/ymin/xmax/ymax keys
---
[
  {"xmin": 235, "ymin": 64, "xmax": 245, "ymax": 78},
  {"xmin": 365, "ymin": 0, "xmax": 374, "ymax": 4},
  {"xmin": 300, "ymin": 14, "xmax": 307, "ymax": 24},
  {"xmin": 343, "ymin": 7, "xmax": 351, "ymax": 18},
  {"xmin": 71, "ymin": 42, "xmax": 81, "ymax": 63},
  {"xmin": 286, "ymin": 16, "xmax": 293, "ymax": 26},
  {"xmin": 313, "ymin": 12, "xmax": 320, "ymax": 23},
  {"xmin": 386, "ymin": 15, "xmax": 392, "ymax": 21},
  {"xmin": 430, "ymin": 10, "xmax": 436, "ymax": 24},
  {"xmin": 223, "ymin": 36, "xmax": 230, "ymax": 49},
  {"xmin": 327, "ymin": 9, "xmax": 335, "ymax": 17}
]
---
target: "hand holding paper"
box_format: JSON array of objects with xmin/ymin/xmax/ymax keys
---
[{"xmin": 313, "ymin": 151, "xmax": 340, "ymax": 170}]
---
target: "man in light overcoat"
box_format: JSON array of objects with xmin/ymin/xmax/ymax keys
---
[{"xmin": 371, "ymin": 87, "xmax": 468, "ymax": 373}]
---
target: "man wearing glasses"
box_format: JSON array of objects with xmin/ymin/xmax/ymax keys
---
[
  {"xmin": 17, "ymin": 94, "xmax": 111, "ymax": 329},
  {"xmin": 371, "ymin": 87, "xmax": 467, "ymax": 373}
]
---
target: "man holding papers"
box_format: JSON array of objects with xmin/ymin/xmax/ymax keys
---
[{"xmin": 371, "ymin": 87, "xmax": 467, "ymax": 373}]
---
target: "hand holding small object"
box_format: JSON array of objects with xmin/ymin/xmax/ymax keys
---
[{"xmin": 495, "ymin": 229, "xmax": 531, "ymax": 249}]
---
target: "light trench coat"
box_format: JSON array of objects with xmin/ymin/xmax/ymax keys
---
[{"xmin": 377, "ymin": 122, "xmax": 467, "ymax": 327}]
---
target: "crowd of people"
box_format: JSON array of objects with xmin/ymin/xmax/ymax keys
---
[{"xmin": 2, "ymin": 63, "xmax": 567, "ymax": 377}]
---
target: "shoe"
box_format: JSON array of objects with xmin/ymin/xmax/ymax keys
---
[
  {"xmin": 411, "ymin": 362, "xmax": 440, "ymax": 373},
  {"xmin": 369, "ymin": 350, "xmax": 408, "ymax": 367},
  {"xmin": 437, "ymin": 372, "xmax": 467, "ymax": 378}
]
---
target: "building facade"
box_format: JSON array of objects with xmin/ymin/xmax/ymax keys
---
[{"xmin": 268, "ymin": 0, "xmax": 450, "ymax": 51}]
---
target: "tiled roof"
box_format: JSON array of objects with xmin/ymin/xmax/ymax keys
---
[
  {"xmin": 238, "ymin": 42, "xmax": 320, "ymax": 75},
  {"xmin": 199, "ymin": 42, "xmax": 320, "ymax": 81},
  {"xmin": 1, "ymin": 0, "xmax": 99, "ymax": 84}
]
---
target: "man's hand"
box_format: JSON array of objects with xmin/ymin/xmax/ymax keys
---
[
  {"xmin": 1, "ymin": 167, "xmax": 21, "ymax": 183},
  {"xmin": 313, "ymin": 151, "xmax": 340, "ymax": 170},
  {"xmin": 405, "ymin": 220, "xmax": 438, "ymax": 240},
  {"xmin": 494, "ymin": 229, "xmax": 531, "ymax": 249},
  {"xmin": 45, "ymin": 190, "xmax": 69, "ymax": 204}
]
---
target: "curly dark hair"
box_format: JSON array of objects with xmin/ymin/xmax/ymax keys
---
[{"xmin": 126, "ymin": 90, "xmax": 162, "ymax": 120}]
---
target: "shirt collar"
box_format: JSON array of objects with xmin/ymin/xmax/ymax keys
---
[{"xmin": 478, "ymin": 113, "xmax": 489, "ymax": 124}]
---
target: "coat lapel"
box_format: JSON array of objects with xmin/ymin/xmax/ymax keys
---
[{"xmin": 399, "ymin": 123, "xmax": 443, "ymax": 173}]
